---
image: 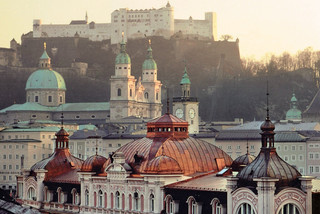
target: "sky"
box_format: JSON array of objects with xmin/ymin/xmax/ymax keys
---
[{"xmin": 1, "ymin": 0, "xmax": 320, "ymax": 59}]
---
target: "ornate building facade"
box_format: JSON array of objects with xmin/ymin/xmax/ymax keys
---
[
  {"xmin": 16, "ymin": 112, "xmax": 232, "ymax": 213},
  {"xmin": 110, "ymin": 39, "xmax": 162, "ymax": 121}
]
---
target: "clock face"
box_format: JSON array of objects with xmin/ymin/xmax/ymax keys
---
[
  {"xmin": 189, "ymin": 108, "xmax": 195, "ymax": 119},
  {"xmin": 176, "ymin": 108, "xmax": 184, "ymax": 118}
]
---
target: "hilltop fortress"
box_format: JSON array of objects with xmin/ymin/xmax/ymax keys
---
[{"xmin": 32, "ymin": 2, "xmax": 217, "ymax": 44}]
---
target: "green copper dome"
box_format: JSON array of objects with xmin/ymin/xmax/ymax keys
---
[
  {"xmin": 180, "ymin": 67, "xmax": 191, "ymax": 85},
  {"xmin": 115, "ymin": 41, "xmax": 131, "ymax": 64},
  {"xmin": 40, "ymin": 50, "xmax": 50, "ymax": 59},
  {"xmin": 286, "ymin": 108, "xmax": 301, "ymax": 120},
  {"xmin": 142, "ymin": 46, "xmax": 157, "ymax": 70},
  {"xmin": 26, "ymin": 69, "xmax": 66, "ymax": 90}
]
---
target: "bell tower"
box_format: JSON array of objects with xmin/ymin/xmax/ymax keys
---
[{"xmin": 172, "ymin": 65, "xmax": 199, "ymax": 134}]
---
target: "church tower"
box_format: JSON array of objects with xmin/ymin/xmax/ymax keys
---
[
  {"xmin": 172, "ymin": 66, "xmax": 199, "ymax": 134},
  {"xmin": 141, "ymin": 40, "xmax": 162, "ymax": 119},
  {"xmin": 110, "ymin": 36, "xmax": 136, "ymax": 120}
]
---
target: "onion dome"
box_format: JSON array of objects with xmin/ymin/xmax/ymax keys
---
[
  {"xmin": 237, "ymin": 115, "xmax": 301, "ymax": 189},
  {"xmin": 30, "ymin": 127, "xmax": 83, "ymax": 182},
  {"xmin": 115, "ymin": 40, "xmax": 131, "ymax": 64},
  {"xmin": 180, "ymin": 66, "xmax": 191, "ymax": 85},
  {"xmin": 26, "ymin": 47, "xmax": 66, "ymax": 90},
  {"xmin": 106, "ymin": 113, "xmax": 233, "ymax": 176},
  {"xmin": 81, "ymin": 154, "xmax": 107, "ymax": 174},
  {"xmin": 144, "ymin": 155, "xmax": 182, "ymax": 174},
  {"xmin": 142, "ymin": 41, "xmax": 157, "ymax": 70},
  {"xmin": 231, "ymin": 153, "xmax": 255, "ymax": 172}
]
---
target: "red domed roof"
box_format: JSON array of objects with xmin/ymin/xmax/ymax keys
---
[
  {"xmin": 81, "ymin": 154, "xmax": 107, "ymax": 174},
  {"xmin": 106, "ymin": 136, "xmax": 233, "ymax": 176},
  {"xmin": 144, "ymin": 155, "xmax": 183, "ymax": 174}
]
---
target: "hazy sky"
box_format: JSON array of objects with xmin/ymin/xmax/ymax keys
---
[{"xmin": 1, "ymin": 0, "xmax": 320, "ymax": 59}]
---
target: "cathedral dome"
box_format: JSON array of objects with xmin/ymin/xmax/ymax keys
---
[
  {"xmin": 115, "ymin": 41, "xmax": 131, "ymax": 64},
  {"xmin": 142, "ymin": 46, "xmax": 157, "ymax": 70},
  {"xmin": 81, "ymin": 154, "xmax": 107, "ymax": 174},
  {"xmin": 286, "ymin": 108, "xmax": 301, "ymax": 120},
  {"xmin": 26, "ymin": 69, "xmax": 66, "ymax": 90},
  {"xmin": 104, "ymin": 113, "xmax": 233, "ymax": 176}
]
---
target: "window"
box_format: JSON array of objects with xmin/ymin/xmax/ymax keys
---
[
  {"xmin": 166, "ymin": 196, "xmax": 174, "ymax": 214},
  {"xmin": 150, "ymin": 194, "xmax": 155, "ymax": 212},
  {"xmin": 118, "ymin": 144, "xmax": 121, "ymax": 147},
  {"xmin": 291, "ymin": 155, "xmax": 296, "ymax": 161},
  {"xmin": 75, "ymin": 115, "xmax": 80, "ymax": 119},
  {"xmin": 292, "ymin": 145, "xmax": 296, "ymax": 151},
  {"xmin": 9, "ymin": 165, "xmax": 12, "ymax": 169},
  {"xmin": 237, "ymin": 203, "xmax": 255, "ymax": 214},
  {"xmin": 310, "ymin": 166, "xmax": 314, "ymax": 174},
  {"xmin": 299, "ymin": 155, "xmax": 303, "ymax": 161},
  {"xmin": 118, "ymin": 88, "xmax": 121, "ymax": 96},
  {"xmin": 227, "ymin": 145, "xmax": 232, "ymax": 150},
  {"xmin": 134, "ymin": 192, "xmax": 139, "ymax": 211},
  {"xmin": 3, "ymin": 155, "xmax": 6, "ymax": 159},
  {"xmin": 3, "ymin": 165, "xmax": 6, "ymax": 170},
  {"xmin": 16, "ymin": 145, "xmax": 19, "ymax": 149},
  {"xmin": 27, "ymin": 187, "xmax": 36, "ymax": 201},
  {"xmin": 16, "ymin": 154, "xmax": 19, "ymax": 159},
  {"xmin": 187, "ymin": 196, "xmax": 197, "ymax": 214},
  {"xmin": 115, "ymin": 191, "xmax": 120, "ymax": 209},
  {"xmin": 299, "ymin": 145, "xmax": 303, "ymax": 150},
  {"xmin": 85, "ymin": 190, "xmax": 89, "ymax": 206},
  {"xmin": 9, "ymin": 154, "xmax": 12, "ymax": 159},
  {"xmin": 91, "ymin": 115, "xmax": 96, "ymax": 119},
  {"xmin": 309, "ymin": 153, "xmax": 314, "ymax": 159},
  {"xmin": 33, "ymin": 154, "xmax": 36, "ymax": 159},
  {"xmin": 211, "ymin": 199, "xmax": 222, "ymax": 214},
  {"xmin": 284, "ymin": 145, "xmax": 288, "ymax": 151},
  {"xmin": 130, "ymin": 89, "xmax": 132, "ymax": 97},
  {"xmin": 98, "ymin": 190, "xmax": 103, "ymax": 208},
  {"xmin": 156, "ymin": 93, "xmax": 159, "ymax": 100},
  {"xmin": 60, "ymin": 96, "xmax": 63, "ymax": 102},
  {"xmin": 48, "ymin": 96, "xmax": 52, "ymax": 102},
  {"xmin": 35, "ymin": 96, "xmax": 39, "ymax": 102},
  {"xmin": 278, "ymin": 203, "xmax": 300, "ymax": 214},
  {"xmin": 109, "ymin": 144, "xmax": 112, "ymax": 147},
  {"xmin": 16, "ymin": 165, "xmax": 19, "ymax": 170}
]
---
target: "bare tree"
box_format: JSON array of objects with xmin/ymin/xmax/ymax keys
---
[{"xmin": 220, "ymin": 34, "xmax": 233, "ymax": 41}]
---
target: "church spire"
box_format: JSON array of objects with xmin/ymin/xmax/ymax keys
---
[
  {"xmin": 180, "ymin": 62, "xmax": 191, "ymax": 97},
  {"xmin": 39, "ymin": 42, "xmax": 51, "ymax": 69}
]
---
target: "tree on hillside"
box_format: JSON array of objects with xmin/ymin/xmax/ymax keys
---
[{"xmin": 220, "ymin": 34, "xmax": 233, "ymax": 41}]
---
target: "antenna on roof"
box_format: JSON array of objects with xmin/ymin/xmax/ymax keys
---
[{"xmin": 246, "ymin": 136, "xmax": 249, "ymax": 155}]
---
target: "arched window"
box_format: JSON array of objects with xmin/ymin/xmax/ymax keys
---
[
  {"xmin": 57, "ymin": 187, "xmax": 63, "ymax": 203},
  {"xmin": 60, "ymin": 96, "xmax": 63, "ymax": 103},
  {"xmin": 165, "ymin": 195, "xmax": 174, "ymax": 214},
  {"xmin": 98, "ymin": 190, "xmax": 103, "ymax": 208},
  {"xmin": 150, "ymin": 194, "xmax": 155, "ymax": 212},
  {"xmin": 145, "ymin": 92, "xmax": 149, "ymax": 99},
  {"xmin": 130, "ymin": 89, "xmax": 132, "ymax": 97},
  {"xmin": 211, "ymin": 198, "xmax": 222, "ymax": 214},
  {"xmin": 118, "ymin": 88, "xmax": 121, "ymax": 96},
  {"xmin": 186, "ymin": 196, "xmax": 197, "ymax": 214},
  {"xmin": 156, "ymin": 93, "xmax": 159, "ymax": 100},
  {"xmin": 48, "ymin": 95, "xmax": 52, "ymax": 103},
  {"xmin": 278, "ymin": 203, "xmax": 300, "ymax": 214},
  {"xmin": 27, "ymin": 187, "xmax": 36, "ymax": 200},
  {"xmin": 35, "ymin": 96, "xmax": 39, "ymax": 103},
  {"xmin": 237, "ymin": 203, "xmax": 255, "ymax": 214},
  {"xmin": 71, "ymin": 188, "xmax": 77, "ymax": 205},
  {"xmin": 85, "ymin": 189, "xmax": 89, "ymax": 206},
  {"xmin": 134, "ymin": 192, "xmax": 139, "ymax": 211},
  {"xmin": 115, "ymin": 191, "xmax": 120, "ymax": 209}
]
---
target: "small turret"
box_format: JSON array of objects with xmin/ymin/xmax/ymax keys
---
[
  {"xmin": 180, "ymin": 66, "xmax": 191, "ymax": 97},
  {"xmin": 39, "ymin": 42, "xmax": 51, "ymax": 69}
]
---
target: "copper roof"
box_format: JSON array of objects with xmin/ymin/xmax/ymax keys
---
[
  {"xmin": 81, "ymin": 154, "xmax": 107, "ymax": 174},
  {"xmin": 148, "ymin": 113, "xmax": 186, "ymax": 124},
  {"xmin": 30, "ymin": 127, "xmax": 83, "ymax": 182},
  {"xmin": 237, "ymin": 147, "xmax": 301, "ymax": 188},
  {"xmin": 144, "ymin": 155, "xmax": 183, "ymax": 174},
  {"xmin": 231, "ymin": 153, "xmax": 255, "ymax": 172},
  {"xmin": 105, "ymin": 136, "xmax": 233, "ymax": 176}
]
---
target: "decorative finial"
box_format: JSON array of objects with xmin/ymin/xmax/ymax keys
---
[
  {"xmin": 266, "ymin": 80, "xmax": 269, "ymax": 119},
  {"xmin": 121, "ymin": 32, "xmax": 124, "ymax": 41},
  {"xmin": 166, "ymin": 88, "xmax": 170, "ymax": 114},
  {"xmin": 95, "ymin": 137, "xmax": 98, "ymax": 155},
  {"xmin": 61, "ymin": 112, "xmax": 64, "ymax": 129},
  {"xmin": 44, "ymin": 42, "xmax": 46, "ymax": 50},
  {"xmin": 149, "ymin": 39, "xmax": 151, "ymax": 45}
]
